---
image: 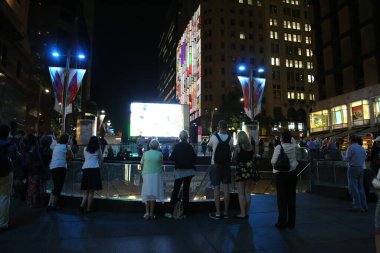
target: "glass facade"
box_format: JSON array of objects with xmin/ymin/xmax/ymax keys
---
[
  {"xmin": 331, "ymin": 105, "xmax": 348, "ymax": 129},
  {"xmin": 310, "ymin": 110, "xmax": 329, "ymax": 133},
  {"xmin": 350, "ymin": 100, "xmax": 370, "ymax": 127}
]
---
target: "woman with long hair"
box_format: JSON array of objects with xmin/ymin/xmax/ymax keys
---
[
  {"xmin": 47, "ymin": 134, "xmax": 73, "ymax": 210},
  {"xmin": 232, "ymin": 131, "xmax": 255, "ymax": 219},
  {"xmin": 140, "ymin": 139, "xmax": 164, "ymax": 220},
  {"xmin": 79, "ymin": 136, "xmax": 103, "ymax": 213}
]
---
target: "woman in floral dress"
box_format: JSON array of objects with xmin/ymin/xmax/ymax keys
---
[{"xmin": 232, "ymin": 131, "xmax": 256, "ymax": 219}]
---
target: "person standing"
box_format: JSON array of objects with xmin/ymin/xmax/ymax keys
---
[
  {"xmin": 165, "ymin": 130, "xmax": 196, "ymax": 218},
  {"xmin": 140, "ymin": 139, "xmax": 164, "ymax": 220},
  {"xmin": 271, "ymin": 130, "xmax": 298, "ymax": 229},
  {"xmin": 136, "ymin": 134, "xmax": 145, "ymax": 157},
  {"xmin": 207, "ymin": 120, "xmax": 234, "ymax": 220},
  {"xmin": 0, "ymin": 125, "xmax": 17, "ymax": 232},
  {"xmin": 47, "ymin": 134, "xmax": 73, "ymax": 211},
  {"xmin": 232, "ymin": 131, "xmax": 255, "ymax": 219},
  {"xmin": 201, "ymin": 138, "xmax": 208, "ymax": 156},
  {"xmin": 79, "ymin": 136, "xmax": 103, "ymax": 213},
  {"xmin": 342, "ymin": 135, "xmax": 368, "ymax": 212}
]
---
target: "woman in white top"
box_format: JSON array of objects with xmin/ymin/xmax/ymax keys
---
[
  {"xmin": 271, "ymin": 130, "xmax": 298, "ymax": 229},
  {"xmin": 47, "ymin": 134, "xmax": 73, "ymax": 211},
  {"xmin": 79, "ymin": 136, "xmax": 103, "ymax": 213}
]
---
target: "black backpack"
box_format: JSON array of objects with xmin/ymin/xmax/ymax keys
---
[
  {"xmin": 0, "ymin": 142, "xmax": 13, "ymax": 177},
  {"xmin": 214, "ymin": 133, "xmax": 232, "ymax": 165},
  {"xmin": 275, "ymin": 145, "xmax": 290, "ymax": 171}
]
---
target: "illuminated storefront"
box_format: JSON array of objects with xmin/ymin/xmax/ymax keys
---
[
  {"xmin": 310, "ymin": 110, "xmax": 329, "ymax": 133},
  {"xmin": 373, "ymin": 97, "xmax": 380, "ymax": 124},
  {"xmin": 350, "ymin": 100, "xmax": 370, "ymax": 127},
  {"xmin": 331, "ymin": 105, "xmax": 348, "ymax": 129}
]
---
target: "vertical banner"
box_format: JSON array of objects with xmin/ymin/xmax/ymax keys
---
[
  {"xmin": 238, "ymin": 76, "xmax": 253, "ymax": 120},
  {"xmin": 65, "ymin": 69, "xmax": 86, "ymax": 114},
  {"xmin": 48, "ymin": 67, "xmax": 65, "ymax": 113},
  {"xmin": 351, "ymin": 105, "xmax": 363, "ymax": 121},
  {"xmin": 253, "ymin": 77, "xmax": 266, "ymax": 117}
]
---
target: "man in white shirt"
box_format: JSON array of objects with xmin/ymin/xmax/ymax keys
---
[{"xmin": 207, "ymin": 120, "xmax": 234, "ymax": 220}]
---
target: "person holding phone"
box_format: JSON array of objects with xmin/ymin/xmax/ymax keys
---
[{"xmin": 47, "ymin": 134, "xmax": 73, "ymax": 211}]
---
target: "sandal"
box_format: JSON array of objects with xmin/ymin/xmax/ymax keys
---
[{"xmin": 143, "ymin": 213, "xmax": 150, "ymax": 220}]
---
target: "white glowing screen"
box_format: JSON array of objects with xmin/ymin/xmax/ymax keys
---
[{"xmin": 130, "ymin": 103, "xmax": 189, "ymax": 137}]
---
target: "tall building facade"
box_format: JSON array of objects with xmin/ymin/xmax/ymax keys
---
[
  {"xmin": 0, "ymin": 0, "xmax": 34, "ymax": 131},
  {"xmin": 159, "ymin": 0, "xmax": 315, "ymax": 136},
  {"xmin": 310, "ymin": 0, "xmax": 380, "ymax": 146}
]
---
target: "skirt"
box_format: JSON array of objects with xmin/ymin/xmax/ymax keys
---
[
  {"xmin": 81, "ymin": 168, "xmax": 102, "ymax": 191},
  {"xmin": 141, "ymin": 172, "xmax": 165, "ymax": 203}
]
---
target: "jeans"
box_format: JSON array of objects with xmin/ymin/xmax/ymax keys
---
[
  {"xmin": 0, "ymin": 172, "xmax": 13, "ymax": 228},
  {"xmin": 347, "ymin": 166, "xmax": 368, "ymax": 210}
]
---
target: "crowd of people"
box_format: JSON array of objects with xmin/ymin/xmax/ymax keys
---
[{"xmin": 2, "ymin": 121, "xmax": 380, "ymax": 251}]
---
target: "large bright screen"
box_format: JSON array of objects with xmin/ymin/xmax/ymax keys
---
[{"xmin": 130, "ymin": 103, "xmax": 189, "ymax": 137}]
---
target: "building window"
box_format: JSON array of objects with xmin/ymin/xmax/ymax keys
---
[
  {"xmin": 239, "ymin": 0, "xmax": 243, "ymax": 3},
  {"xmin": 307, "ymin": 62, "xmax": 313, "ymax": 69},
  {"xmin": 271, "ymin": 57, "xmax": 280, "ymax": 66},
  {"xmin": 270, "ymin": 18, "xmax": 277, "ymax": 26},
  {"xmin": 270, "ymin": 31, "xmax": 278, "ymax": 39},
  {"xmin": 248, "ymin": 0, "xmax": 253, "ymax": 5},
  {"xmin": 305, "ymin": 36, "xmax": 311, "ymax": 44},
  {"xmin": 306, "ymin": 49, "xmax": 313, "ymax": 57},
  {"xmin": 269, "ymin": 5, "xmax": 277, "ymax": 14},
  {"xmin": 307, "ymin": 74, "xmax": 314, "ymax": 83},
  {"xmin": 239, "ymin": 33, "xmax": 245, "ymax": 39}
]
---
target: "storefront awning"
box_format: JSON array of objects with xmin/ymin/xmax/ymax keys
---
[{"xmin": 356, "ymin": 126, "xmax": 379, "ymax": 136}]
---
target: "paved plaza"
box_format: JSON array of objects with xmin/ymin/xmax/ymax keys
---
[{"xmin": 0, "ymin": 193, "xmax": 376, "ymax": 253}]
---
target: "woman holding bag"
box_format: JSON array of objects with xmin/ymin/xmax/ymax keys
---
[{"xmin": 79, "ymin": 136, "xmax": 103, "ymax": 214}]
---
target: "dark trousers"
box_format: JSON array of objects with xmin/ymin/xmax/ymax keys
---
[
  {"xmin": 51, "ymin": 168, "xmax": 67, "ymax": 197},
  {"xmin": 169, "ymin": 176, "xmax": 193, "ymax": 215},
  {"xmin": 363, "ymin": 169, "xmax": 372, "ymax": 203},
  {"xmin": 275, "ymin": 170, "xmax": 297, "ymax": 227}
]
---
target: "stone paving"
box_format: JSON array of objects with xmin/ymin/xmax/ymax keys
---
[{"xmin": 0, "ymin": 193, "xmax": 375, "ymax": 253}]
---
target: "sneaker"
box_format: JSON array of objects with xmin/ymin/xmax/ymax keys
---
[{"xmin": 209, "ymin": 212, "xmax": 222, "ymax": 220}]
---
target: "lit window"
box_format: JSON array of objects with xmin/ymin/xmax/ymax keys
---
[
  {"xmin": 292, "ymin": 21, "xmax": 296, "ymax": 29},
  {"xmin": 305, "ymin": 36, "xmax": 311, "ymax": 44},
  {"xmin": 298, "ymin": 48, "xmax": 302, "ymax": 55},
  {"xmin": 293, "ymin": 34, "xmax": 297, "ymax": 42},
  {"xmin": 306, "ymin": 49, "xmax": 313, "ymax": 57},
  {"xmin": 309, "ymin": 93, "xmax": 315, "ymax": 101},
  {"xmin": 248, "ymin": 0, "xmax": 253, "ymax": 5},
  {"xmin": 297, "ymin": 23, "xmax": 300, "ymax": 30},
  {"xmin": 276, "ymin": 58, "xmax": 280, "ymax": 66},
  {"xmin": 270, "ymin": 18, "xmax": 277, "ymax": 26},
  {"xmin": 239, "ymin": 0, "xmax": 243, "ymax": 3},
  {"xmin": 308, "ymin": 75, "xmax": 314, "ymax": 83},
  {"xmin": 272, "ymin": 57, "xmax": 280, "ymax": 66},
  {"xmin": 307, "ymin": 62, "xmax": 313, "ymax": 69},
  {"xmin": 305, "ymin": 24, "xmax": 311, "ymax": 31},
  {"xmin": 240, "ymin": 33, "xmax": 246, "ymax": 39},
  {"xmin": 297, "ymin": 35, "xmax": 302, "ymax": 42},
  {"xmin": 271, "ymin": 57, "xmax": 275, "ymax": 66},
  {"xmin": 257, "ymin": 1, "xmax": 262, "ymax": 6}
]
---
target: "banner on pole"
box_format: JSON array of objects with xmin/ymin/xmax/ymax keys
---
[
  {"xmin": 48, "ymin": 67, "xmax": 65, "ymax": 113},
  {"xmin": 48, "ymin": 67, "xmax": 86, "ymax": 115},
  {"xmin": 253, "ymin": 77, "xmax": 266, "ymax": 117},
  {"xmin": 237, "ymin": 76, "xmax": 253, "ymax": 120},
  {"xmin": 65, "ymin": 69, "xmax": 86, "ymax": 114}
]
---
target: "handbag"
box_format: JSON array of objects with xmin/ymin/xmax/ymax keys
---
[
  {"xmin": 275, "ymin": 145, "xmax": 290, "ymax": 171},
  {"xmin": 372, "ymin": 170, "xmax": 380, "ymax": 190},
  {"xmin": 133, "ymin": 172, "xmax": 141, "ymax": 186}
]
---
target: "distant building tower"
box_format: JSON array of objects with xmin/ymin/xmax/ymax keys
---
[{"xmin": 159, "ymin": 0, "xmax": 315, "ymax": 136}]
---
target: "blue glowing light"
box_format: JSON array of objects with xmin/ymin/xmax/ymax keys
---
[
  {"xmin": 238, "ymin": 65, "xmax": 246, "ymax": 71},
  {"xmin": 258, "ymin": 68, "xmax": 264, "ymax": 73},
  {"xmin": 52, "ymin": 51, "xmax": 60, "ymax": 57},
  {"xmin": 78, "ymin": 54, "xmax": 85, "ymax": 59}
]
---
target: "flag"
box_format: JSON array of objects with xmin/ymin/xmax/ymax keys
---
[
  {"xmin": 48, "ymin": 67, "xmax": 65, "ymax": 113},
  {"xmin": 253, "ymin": 77, "xmax": 266, "ymax": 117},
  {"xmin": 65, "ymin": 69, "xmax": 86, "ymax": 114},
  {"xmin": 238, "ymin": 76, "xmax": 253, "ymax": 120}
]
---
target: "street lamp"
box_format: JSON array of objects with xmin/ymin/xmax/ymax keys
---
[
  {"xmin": 210, "ymin": 107, "xmax": 218, "ymax": 133},
  {"xmin": 52, "ymin": 49, "xmax": 86, "ymax": 133}
]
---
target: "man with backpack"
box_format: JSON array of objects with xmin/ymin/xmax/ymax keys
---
[
  {"xmin": 0, "ymin": 125, "xmax": 17, "ymax": 232},
  {"xmin": 207, "ymin": 120, "xmax": 234, "ymax": 220}
]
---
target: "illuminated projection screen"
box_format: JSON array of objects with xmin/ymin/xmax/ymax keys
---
[{"xmin": 130, "ymin": 103, "xmax": 190, "ymax": 137}]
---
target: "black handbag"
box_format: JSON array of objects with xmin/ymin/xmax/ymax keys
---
[{"xmin": 275, "ymin": 145, "xmax": 290, "ymax": 171}]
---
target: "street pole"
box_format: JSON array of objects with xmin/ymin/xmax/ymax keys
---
[{"xmin": 62, "ymin": 49, "xmax": 71, "ymax": 133}]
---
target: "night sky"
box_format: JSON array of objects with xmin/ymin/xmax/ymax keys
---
[{"xmin": 92, "ymin": 0, "xmax": 172, "ymax": 132}]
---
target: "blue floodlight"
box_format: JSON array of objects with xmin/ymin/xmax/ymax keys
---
[
  {"xmin": 52, "ymin": 51, "xmax": 60, "ymax": 57},
  {"xmin": 78, "ymin": 53, "xmax": 85, "ymax": 59},
  {"xmin": 238, "ymin": 65, "xmax": 246, "ymax": 71},
  {"xmin": 258, "ymin": 68, "xmax": 264, "ymax": 73}
]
